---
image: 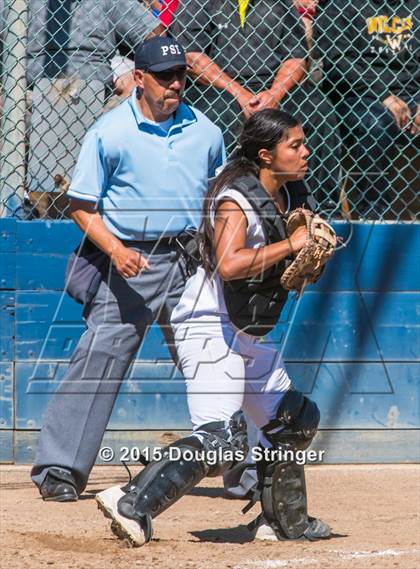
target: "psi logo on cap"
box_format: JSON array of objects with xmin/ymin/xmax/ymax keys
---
[
  {"xmin": 161, "ymin": 44, "xmax": 182, "ymax": 57},
  {"xmin": 135, "ymin": 37, "xmax": 186, "ymax": 71}
]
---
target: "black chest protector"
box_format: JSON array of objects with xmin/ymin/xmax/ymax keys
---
[{"xmin": 222, "ymin": 175, "xmax": 312, "ymax": 337}]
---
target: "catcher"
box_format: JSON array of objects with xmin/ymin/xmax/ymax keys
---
[{"xmin": 96, "ymin": 109, "xmax": 336, "ymax": 546}]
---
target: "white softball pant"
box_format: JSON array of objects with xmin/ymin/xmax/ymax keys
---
[{"xmin": 173, "ymin": 318, "xmax": 292, "ymax": 434}]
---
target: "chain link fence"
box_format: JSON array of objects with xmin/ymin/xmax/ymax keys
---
[{"xmin": 0, "ymin": 0, "xmax": 419, "ymax": 221}]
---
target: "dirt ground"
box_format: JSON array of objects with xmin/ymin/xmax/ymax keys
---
[{"xmin": 1, "ymin": 464, "xmax": 419, "ymax": 569}]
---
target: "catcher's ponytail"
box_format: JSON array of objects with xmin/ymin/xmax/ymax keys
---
[{"xmin": 200, "ymin": 109, "xmax": 300, "ymax": 276}]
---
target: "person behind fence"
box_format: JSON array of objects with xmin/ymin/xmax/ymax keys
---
[
  {"xmin": 95, "ymin": 108, "xmax": 332, "ymax": 546},
  {"xmin": 30, "ymin": 36, "xmax": 225, "ymax": 502},
  {"xmin": 22, "ymin": 0, "xmax": 161, "ymax": 203},
  {"xmin": 153, "ymin": 0, "xmax": 180, "ymax": 27},
  {"xmin": 314, "ymin": 0, "xmax": 419, "ymax": 220},
  {"xmin": 103, "ymin": 55, "xmax": 136, "ymax": 113},
  {"xmin": 170, "ymin": 0, "xmax": 341, "ymax": 212},
  {"xmin": 26, "ymin": 0, "xmax": 162, "ymax": 89}
]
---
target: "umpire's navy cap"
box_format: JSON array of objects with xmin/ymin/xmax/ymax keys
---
[{"xmin": 135, "ymin": 37, "xmax": 186, "ymax": 72}]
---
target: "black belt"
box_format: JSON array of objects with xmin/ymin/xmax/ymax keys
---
[
  {"xmin": 123, "ymin": 230, "xmax": 199, "ymax": 257},
  {"xmin": 122, "ymin": 237, "xmax": 178, "ymax": 244},
  {"xmin": 121, "ymin": 238, "xmax": 178, "ymax": 253}
]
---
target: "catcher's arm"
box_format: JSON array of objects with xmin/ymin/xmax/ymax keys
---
[{"xmin": 214, "ymin": 200, "xmax": 307, "ymax": 281}]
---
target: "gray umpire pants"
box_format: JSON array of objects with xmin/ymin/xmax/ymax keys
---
[{"xmin": 31, "ymin": 241, "xmax": 186, "ymax": 494}]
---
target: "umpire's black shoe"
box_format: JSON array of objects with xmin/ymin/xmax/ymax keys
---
[{"xmin": 40, "ymin": 468, "xmax": 78, "ymax": 502}]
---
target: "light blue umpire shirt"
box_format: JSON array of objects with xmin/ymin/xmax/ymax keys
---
[{"xmin": 67, "ymin": 89, "xmax": 226, "ymax": 241}]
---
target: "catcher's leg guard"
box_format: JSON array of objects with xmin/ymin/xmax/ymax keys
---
[
  {"xmin": 255, "ymin": 390, "xmax": 330, "ymax": 541},
  {"xmin": 107, "ymin": 411, "xmax": 248, "ymax": 545}
]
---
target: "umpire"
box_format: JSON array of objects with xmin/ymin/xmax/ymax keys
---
[{"xmin": 31, "ymin": 36, "xmax": 225, "ymax": 501}]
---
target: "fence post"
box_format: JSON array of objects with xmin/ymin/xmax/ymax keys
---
[{"xmin": 0, "ymin": 0, "xmax": 28, "ymax": 217}]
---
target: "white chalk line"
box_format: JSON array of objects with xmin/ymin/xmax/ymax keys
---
[
  {"xmin": 333, "ymin": 547, "xmax": 420, "ymax": 560},
  {"xmin": 233, "ymin": 547, "xmax": 420, "ymax": 569},
  {"xmin": 234, "ymin": 560, "xmax": 317, "ymax": 569}
]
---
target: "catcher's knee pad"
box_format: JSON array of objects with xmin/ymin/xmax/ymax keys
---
[
  {"xmin": 255, "ymin": 390, "xmax": 328, "ymax": 540},
  {"xmin": 117, "ymin": 411, "xmax": 248, "ymax": 540},
  {"xmin": 262, "ymin": 389, "xmax": 320, "ymax": 451}
]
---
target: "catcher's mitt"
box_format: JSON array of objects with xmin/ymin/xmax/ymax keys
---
[{"xmin": 280, "ymin": 208, "xmax": 337, "ymax": 293}]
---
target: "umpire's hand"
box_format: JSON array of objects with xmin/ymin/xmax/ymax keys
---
[{"xmin": 111, "ymin": 245, "xmax": 150, "ymax": 278}]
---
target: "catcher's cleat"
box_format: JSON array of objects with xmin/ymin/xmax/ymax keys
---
[
  {"xmin": 96, "ymin": 486, "xmax": 150, "ymax": 547},
  {"xmin": 252, "ymin": 515, "xmax": 331, "ymax": 542},
  {"xmin": 303, "ymin": 517, "xmax": 332, "ymax": 541},
  {"xmin": 253, "ymin": 517, "xmax": 278, "ymax": 542}
]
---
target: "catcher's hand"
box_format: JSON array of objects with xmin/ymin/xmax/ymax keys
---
[{"xmin": 281, "ymin": 208, "xmax": 337, "ymax": 293}]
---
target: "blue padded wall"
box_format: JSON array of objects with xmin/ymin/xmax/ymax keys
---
[{"xmin": 0, "ymin": 219, "xmax": 419, "ymax": 463}]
